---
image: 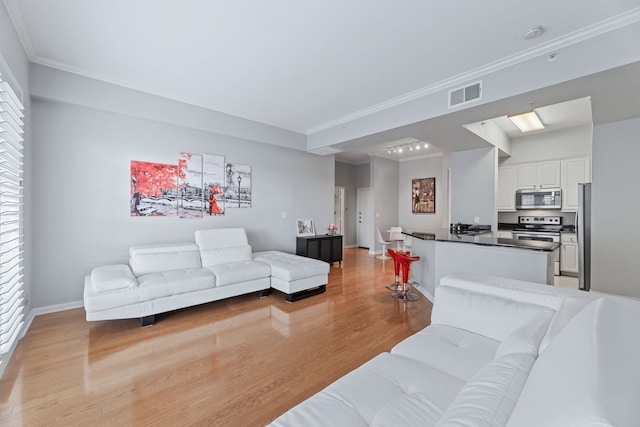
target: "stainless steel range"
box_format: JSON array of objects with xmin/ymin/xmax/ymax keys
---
[{"xmin": 512, "ymin": 216, "xmax": 562, "ymax": 276}]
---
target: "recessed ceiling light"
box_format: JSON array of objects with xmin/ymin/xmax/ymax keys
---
[
  {"xmin": 508, "ymin": 110, "xmax": 545, "ymax": 132},
  {"xmin": 523, "ymin": 26, "xmax": 544, "ymax": 40}
]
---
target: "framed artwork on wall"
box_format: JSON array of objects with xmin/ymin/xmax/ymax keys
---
[
  {"xmin": 225, "ymin": 163, "xmax": 252, "ymax": 208},
  {"xmin": 296, "ymin": 219, "xmax": 315, "ymax": 237},
  {"xmin": 178, "ymin": 153, "xmax": 204, "ymax": 218},
  {"xmin": 412, "ymin": 177, "xmax": 436, "ymax": 214},
  {"xmin": 203, "ymin": 154, "xmax": 226, "ymax": 216},
  {"xmin": 130, "ymin": 160, "xmax": 179, "ymax": 216}
]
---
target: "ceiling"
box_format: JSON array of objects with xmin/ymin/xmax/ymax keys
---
[{"xmin": 4, "ymin": 1, "xmax": 640, "ymax": 162}]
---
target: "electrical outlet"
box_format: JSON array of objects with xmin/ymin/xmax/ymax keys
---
[{"xmin": 474, "ymin": 216, "xmax": 480, "ymax": 224}]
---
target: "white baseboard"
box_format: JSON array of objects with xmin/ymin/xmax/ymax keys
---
[{"xmin": 31, "ymin": 300, "xmax": 84, "ymax": 317}]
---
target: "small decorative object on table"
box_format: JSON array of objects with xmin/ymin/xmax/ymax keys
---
[{"xmin": 327, "ymin": 224, "xmax": 338, "ymax": 235}]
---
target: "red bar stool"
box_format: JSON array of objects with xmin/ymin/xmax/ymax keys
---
[
  {"xmin": 388, "ymin": 250, "xmax": 420, "ymax": 301},
  {"xmin": 385, "ymin": 248, "xmax": 404, "ymax": 291}
]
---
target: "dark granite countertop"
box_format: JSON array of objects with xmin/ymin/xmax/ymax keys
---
[{"xmin": 403, "ymin": 229, "xmax": 560, "ymax": 252}]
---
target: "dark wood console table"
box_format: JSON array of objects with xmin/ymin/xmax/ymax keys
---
[{"xmin": 296, "ymin": 234, "xmax": 343, "ymax": 265}]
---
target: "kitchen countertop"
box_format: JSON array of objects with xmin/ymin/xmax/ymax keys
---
[{"xmin": 403, "ymin": 229, "xmax": 560, "ymax": 252}]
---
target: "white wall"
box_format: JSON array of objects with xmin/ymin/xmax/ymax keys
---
[
  {"xmin": 591, "ymin": 118, "xmax": 640, "ymax": 298},
  {"xmin": 499, "ymin": 125, "xmax": 592, "ymax": 166},
  {"xmin": 356, "ymin": 163, "xmax": 370, "ymax": 188},
  {"xmin": 450, "ymin": 147, "xmax": 497, "ymax": 227},
  {"xmin": 371, "ymin": 156, "xmax": 399, "ymax": 253},
  {"xmin": 398, "ymin": 154, "xmax": 449, "ymax": 231},
  {"xmin": 31, "ymin": 88, "xmax": 334, "ymax": 308}
]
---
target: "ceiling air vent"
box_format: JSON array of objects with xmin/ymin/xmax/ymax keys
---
[{"xmin": 448, "ymin": 81, "xmax": 482, "ymax": 108}]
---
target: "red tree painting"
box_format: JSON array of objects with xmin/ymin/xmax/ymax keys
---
[{"xmin": 130, "ymin": 160, "xmax": 179, "ymax": 216}]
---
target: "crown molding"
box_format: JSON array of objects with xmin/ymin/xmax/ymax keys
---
[{"xmin": 306, "ymin": 7, "xmax": 640, "ymax": 135}]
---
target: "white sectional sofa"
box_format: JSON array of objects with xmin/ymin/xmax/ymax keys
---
[
  {"xmin": 83, "ymin": 228, "xmax": 330, "ymax": 325},
  {"xmin": 269, "ymin": 272, "xmax": 640, "ymax": 427}
]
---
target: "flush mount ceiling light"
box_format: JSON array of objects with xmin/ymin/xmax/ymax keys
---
[{"xmin": 507, "ymin": 110, "xmax": 545, "ymax": 133}]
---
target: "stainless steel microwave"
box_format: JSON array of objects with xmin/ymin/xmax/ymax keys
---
[{"xmin": 515, "ymin": 188, "xmax": 561, "ymax": 210}]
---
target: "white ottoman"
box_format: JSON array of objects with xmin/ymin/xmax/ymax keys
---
[{"xmin": 253, "ymin": 251, "xmax": 330, "ymax": 302}]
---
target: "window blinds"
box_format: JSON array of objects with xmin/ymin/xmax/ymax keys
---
[{"xmin": 0, "ymin": 71, "xmax": 24, "ymax": 363}]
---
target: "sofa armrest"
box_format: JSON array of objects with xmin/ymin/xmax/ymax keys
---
[{"xmin": 91, "ymin": 264, "xmax": 138, "ymax": 292}]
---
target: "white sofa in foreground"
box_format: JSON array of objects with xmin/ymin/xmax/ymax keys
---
[
  {"xmin": 83, "ymin": 228, "xmax": 330, "ymax": 325},
  {"xmin": 269, "ymin": 272, "xmax": 640, "ymax": 427}
]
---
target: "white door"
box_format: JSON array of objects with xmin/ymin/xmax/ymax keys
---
[{"xmin": 357, "ymin": 188, "xmax": 373, "ymax": 249}]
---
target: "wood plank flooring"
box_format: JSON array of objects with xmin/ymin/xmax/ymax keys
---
[{"xmin": 0, "ymin": 248, "xmax": 432, "ymax": 426}]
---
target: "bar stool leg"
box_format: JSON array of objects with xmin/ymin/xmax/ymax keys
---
[{"xmin": 392, "ymin": 257, "xmax": 419, "ymax": 301}]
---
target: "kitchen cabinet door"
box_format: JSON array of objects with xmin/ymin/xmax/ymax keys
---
[
  {"xmin": 497, "ymin": 166, "xmax": 517, "ymax": 211},
  {"xmin": 561, "ymin": 157, "xmax": 591, "ymax": 212},
  {"xmin": 516, "ymin": 161, "xmax": 561, "ymax": 189},
  {"xmin": 516, "ymin": 163, "xmax": 538, "ymax": 189},
  {"xmin": 537, "ymin": 161, "xmax": 561, "ymax": 188},
  {"xmin": 560, "ymin": 233, "xmax": 579, "ymax": 273}
]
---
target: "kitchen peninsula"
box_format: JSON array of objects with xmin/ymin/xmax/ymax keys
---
[{"xmin": 404, "ymin": 230, "xmax": 559, "ymax": 300}]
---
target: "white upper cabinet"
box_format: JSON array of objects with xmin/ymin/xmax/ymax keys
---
[
  {"xmin": 516, "ymin": 160, "xmax": 561, "ymax": 189},
  {"xmin": 561, "ymin": 157, "xmax": 592, "ymax": 212},
  {"xmin": 537, "ymin": 161, "xmax": 562, "ymax": 188},
  {"xmin": 497, "ymin": 166, "xmax": 517, "ymax": 211}
]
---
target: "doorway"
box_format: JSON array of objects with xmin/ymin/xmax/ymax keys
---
[{"xmin": 357, "ymin": 187, "xmax": 373, "ymax": 249}]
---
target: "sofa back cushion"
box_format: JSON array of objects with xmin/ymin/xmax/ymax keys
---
[
  {"xmin": 432, "ymin": 283, "xmax": 556, "ymax": 343},
  {"xmin": 129, "ymin": 243, "xmax": 202, "ymax": 276},
  {"xmin": 506, "ymin": 298, "xmax": 640, "ymax": 427},
  {"xmin": 436, "ymin": 352, "xmax": 535, "ymax": 427},
  {"xmin": 195, "ymin": 228, "xmax": 253, "ymax": 266},
  {"xmin": 494, "ymin": 310, "xmax": 554, "ymax": 358}
]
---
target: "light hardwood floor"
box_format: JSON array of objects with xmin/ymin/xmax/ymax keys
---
[{"xmin": 0, "ymin": 248, "xmax": 432, "ymax": 426}]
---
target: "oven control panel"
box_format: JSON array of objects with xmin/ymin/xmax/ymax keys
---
[{"xmin": 518, "ymin": 216, "xmax": 561, "ymax": 225}]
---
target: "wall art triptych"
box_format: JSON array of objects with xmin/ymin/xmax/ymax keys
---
[{"xmin": 130, "ymin": 153, "xmax": 252, "ymax": 217}]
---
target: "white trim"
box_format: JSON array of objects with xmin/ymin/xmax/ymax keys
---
[
  {"xmin": 31, "ymin": 300, "xmax": 84, "ymax": 317},
  {"xmin": 306, "ymin": 7, "xmax": 640, "ymax": 135}
]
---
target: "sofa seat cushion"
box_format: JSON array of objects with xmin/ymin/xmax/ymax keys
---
[
  {"xmin": 253, "ymin": 251, "xmax": 330, "ymax": 281},
  {"xmin": 436, "ymin": 352, "xmax": 535, "ymax": 427},
  {"xmin": 129, "ymin": 243, "xmax": 202, "ymax": 276},
  {"xmin": 506, "ymin": 298, "xmax": 640, "ymax": 427},
  {"xmin": 91, "ymin": 264, "xmax": 138, "ymax": 292},
  {"xmin": 206, "ymin": 260, "xmax": 271, "ymax": 286},
  {"xmin": 391, "ymin": 324, "xmax": 499, "ymax": 382},
  {"xmin": 137, "ymin": 268, "xmax": 215, "ymax": 300},
  {"xmin": 269, "ymin": 352, "xmax": 466, "ymax": 427}
]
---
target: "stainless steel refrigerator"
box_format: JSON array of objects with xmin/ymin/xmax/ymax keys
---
[{"xmin": 577, "ymin": 183, "xmax": 591, "ymax": 291}]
